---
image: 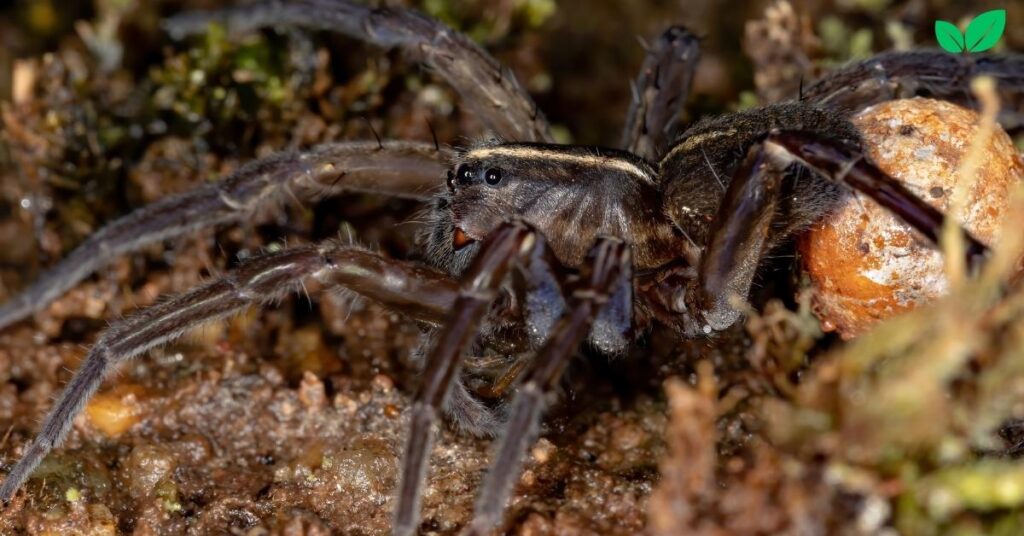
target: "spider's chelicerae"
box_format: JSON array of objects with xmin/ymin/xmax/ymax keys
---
[{"xmin": 1, "ymin": 1, "xmax": 1023, "ymax": 534}]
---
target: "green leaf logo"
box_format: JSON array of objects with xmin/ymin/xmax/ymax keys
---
[
  {"xmin": 935, "ymin": 10, "xmax": 1006, "ymax": 53},
  {"xmin": 965, "ymin": 9, "xmax": 1006, "ymax": 52},
  {"xmin": 935, "ymin": 20, "xmax": 965, "ymax": 52}
]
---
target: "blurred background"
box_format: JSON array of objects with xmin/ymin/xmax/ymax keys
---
[{"xmin": 0, "ymin": 0, "xmax": 1021, "ymax": 143}]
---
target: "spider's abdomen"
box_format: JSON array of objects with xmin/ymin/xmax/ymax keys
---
[{"xmin": 659, "ymin": 102, "xmax": 863, "ymax": 246}]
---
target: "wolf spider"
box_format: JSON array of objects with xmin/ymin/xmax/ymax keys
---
[{"xmin": 1, "ymin": 1, "xmax": 1023, "ymax": 534}]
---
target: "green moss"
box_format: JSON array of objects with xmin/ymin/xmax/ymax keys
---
[
  {"xmin": 732, "ymin": 91, "xmax": 760, "ymax": 112},
  {"xmin": 924, "ymin": 462, "xmax": 1024, "ymax": 516},
  {"xmin": 64, "ymin": 487, "xmax": 81, "ymax": 503},
  {"xmin": 154, "ymin": 479, "xmax": 182, "ymax": 513},
  {"xmin": 420, "ymin": 0, "xmax": 557, "ymax": 43},
  {"xmin": 518, "ymin": 0, "xmax": 557, "ymax": 28},
  {"xmin": 819, "ymin": 16, "xmax": 874, "ymax": 62}
]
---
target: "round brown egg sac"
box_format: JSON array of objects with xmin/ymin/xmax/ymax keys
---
[{"xmin": 799, "ymin": 97, "xmax": 1024, "ymax": 339}]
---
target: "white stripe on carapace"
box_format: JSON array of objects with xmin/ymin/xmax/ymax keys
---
[
  {"xmin": 661, "ymin": 128, "xmax": 737, "ymax": 164},
  {"xmin": 465, "ymin": 145, "xmax": 655, "ymax": 183}
]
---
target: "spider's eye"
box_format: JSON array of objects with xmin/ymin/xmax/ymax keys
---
[
  {"xmin": 446, "ymin": 169, "xmax": 455, "ymax": 190},
  {"xmin": 459, "ymin": 165, "xmax": 474, "ymax": 181},
  {"xmin": 485, "ymin": 168, "xmax": 502, "ymax": 186}
]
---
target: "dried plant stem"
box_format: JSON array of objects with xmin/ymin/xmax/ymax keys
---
[{"xmin": 942, "ymin": 76, "xmax": 1000, "ymax": 287}]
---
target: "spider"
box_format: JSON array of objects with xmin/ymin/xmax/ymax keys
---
[{"xmin": 1, "ymin": 1, "xmax": 1022, "ymax": 534}]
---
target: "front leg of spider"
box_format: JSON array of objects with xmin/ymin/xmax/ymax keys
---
[
  {"xmin": 466, "ymin": 237, "xmax": 633, "ymax": 535},
  {"xmin": 393, "ymin": 220, "xmax": 545, "ymax": 536},
  {"xmin": 0, "ymin": 141, "xmax": 448, "ymax": 331},
  {"xmin": 0, "ymin": 243, "xmax": 463, "ymax": 505}
]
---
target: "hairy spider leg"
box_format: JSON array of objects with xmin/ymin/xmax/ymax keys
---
[
  {"xmin": 765, "ymin": 131, "xmax": 989, "ymax": 269},
  {"xmin": 441, "ymin": 226, "xmax": 582, "ymax": 437},
  {"xmin": 393, "ymin": 220, "xmax": 543, "ymax": 536},
  {"xmin": 0, "ymin": 141, "xmax": 448, "ymax": 331},
  {"xmin": 688, "ymin": 130, "xmax": 991, "ymax": 332},
  {"xmin": 620, "ymin": 26, "xmax": 701, "ymax": 161},
  {"xmin": 0, "ymin": 242, "xmax": 461, "ymax": 505},
  {"xmin": 801, "ymin": 50, "xmax": 1024, "ymax": 130},
  {"xmin": 164, "ymin": 0, "xmax": 553, "ymax": 143},
  {"xmin": 466, "ymin": 237, "xmax": 632, "ymax": 536},
  {"xmin": 692, "ymin": 144, "xmax": 783, "ymax": 331}
]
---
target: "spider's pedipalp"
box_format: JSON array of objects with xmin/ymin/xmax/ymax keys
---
[
  {"xmin": 164, "ymin": 0, "xmax": 553, "ymax": 143},
  {"xmin": 0, "ymin": 241, "xmax": 463, "ymax": 505},
  {"xmin": 0, "ymin": 141, "xmax": 448, "ymax": 332},
  {"xmin": 620, "ymin": 26, "xmax": 701, "ymax": 161}
]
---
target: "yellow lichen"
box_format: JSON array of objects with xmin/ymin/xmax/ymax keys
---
[{"xmin": 84, "ymin": 384, "xmax": 146, "ymax": 438}]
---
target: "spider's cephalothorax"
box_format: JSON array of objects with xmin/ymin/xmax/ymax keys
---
[
  {"xmin": 430, "ymin": 141, "xmax": 681, "ymax": 273},
  {"xmin": 0, "ymin": 1, "xmax": 1021, "ymax": 535}
]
